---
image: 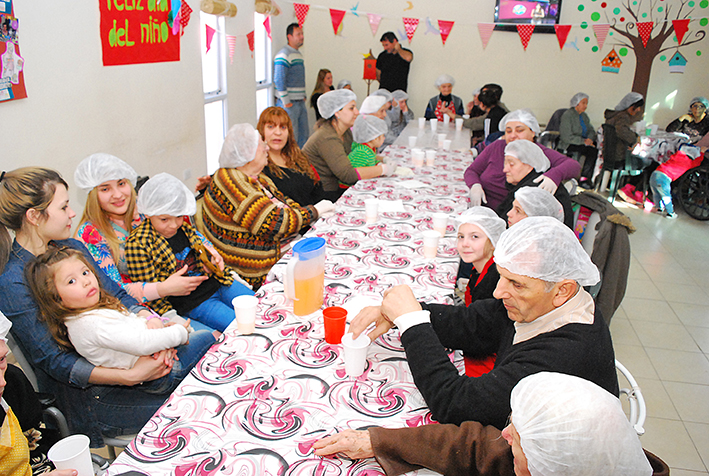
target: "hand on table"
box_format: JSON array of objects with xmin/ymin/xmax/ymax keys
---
[
  {"xmin": 381, "ymin": 285, "xmax": 422, "ymax": 320},
  {"xmin": 380, "ymin": 162, "xmax": 396, "ymax": 176},
  {"xmin": 468, "ymin": 184, "xmax": 487, "ymax": 207},
  {"xmin": 349, "ymin": 306, "xmax": 394, "ymax": 342},
  {"xmin": 313, "ymin": 429, "xmax": 374, "ymax": 459},
  {"xmin": 314, "ymin": 200, "xmax": 336, "ymax": 217},
  {"xmin": 533, "ymin": 175, "xmax": 558, "ymax": 193}
]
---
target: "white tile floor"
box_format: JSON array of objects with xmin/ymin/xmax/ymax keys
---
[{"xmin": 610, "ymin": 201, "xmax": 709, "ymax": 474}]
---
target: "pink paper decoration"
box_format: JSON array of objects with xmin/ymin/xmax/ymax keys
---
[
  {"xmin": 172, "ymin": 8, "xmax": 181, "ymax": 35},
  {"xmin": 247, "ymin": 30, "xmax": 255, "ymax": 53},
  {"xmin": 264, "ymin": 16, "xmax": 271, "ymax": 40},
  {"xmin": 367, "ymin": 13, "xmax": 382, "ymax": 36},
  {"xmin": 637, "ymin": 21, "xmax": 653, "ymax": 47},
  {"xmin": 205, "ymin": 24, "xmax": 216, "ymax": 53},
  {"xmin": 293, "ymin": 3, "xmax": 310, "ymax": 29},
  {"xmin": 592, "ymin": 24, "xmax": 610, "ymax": 49},
  {"xmin": 402, "ymin": 17, "xmax": 419, "ymax": 44},
  {"xmin": 516, "ymin": 24, "xmax": 535, "ymax": 50},
  {"xmin": 330, "ymin": 9, "xmax": 346, "ymax": 35},
  {"xmin": 226, "ymin": 35, "xmax": 236, "ymax": 63},
  {"xmin": 672, "ymin": 19, "xmax": 690, "ymax": 45},
  {"xmin": 179, "ymin": 1, "xmax": 193, "ymax": 36},
  {"xmin": 438, "ymin": 20, "xmax": 454, "ymax": 46},
  {"xmin": 554, "ymin": 24, "xmax": 571, "ymax": 50},
  {"xmin": 477, "ymin": 23, "xmax": 494, "ymax": 49}
]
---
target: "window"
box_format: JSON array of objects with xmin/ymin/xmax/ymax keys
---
[
  {"xmin": 201, "ymin": 12, "xmax": 227, "ymax": 174},
  {"xmin": 254, "ymin": 12, "xmax": 273, "ymax": 117}
]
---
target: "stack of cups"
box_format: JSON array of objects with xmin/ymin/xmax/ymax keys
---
[
  {"xmin": 342, "ymin": 332, "xmax": 371, "ymax": 377},
  {"xmin": 437, "ymin": 133, "xmax": 446, "ymax": 148},
  {"xmin": 422, "ymin": 230, "xmax": 440, "ymax": 259},
  {"xmin": 408, "ymin": 136, "xmax": 417, "ymax": 147},
  {"xmin": 418, "ymin": 117, "xmax": 426, "ymax": 128},
  {"xmin": 455, "ymin": 118, "xmax": 464, "ymax": 131},
  {"xmin": 233, "ymin": 295, "xmax": 259, "ymax": 334},
  {"xmin": 430, "ymin": 119, "xmax": 438, "ymax": 132},
  {"xmin": 443, "ymin": 114, "xmax": 450, "ymax": 125},
  {"xmin": 425, "ymin": 149, "xmax": 436, "ymax": 166},
  {"xmin": 364, "ymin": 198, "xmax": 379, "ymax": 223},
  {"xmin": 411, "ymin": 148, "xmax": 425, "ymax": 167}
]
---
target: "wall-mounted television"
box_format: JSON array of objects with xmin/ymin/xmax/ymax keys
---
[{"xmin": 494, "ymin": 0, "xmax": 563, "ymax": 33}]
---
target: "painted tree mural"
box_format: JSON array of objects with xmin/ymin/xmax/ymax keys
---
[{"xmin": 582, "ymin": 0, "xmax": 708, "ymax": 98}]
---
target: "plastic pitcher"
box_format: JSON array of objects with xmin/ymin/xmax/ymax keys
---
[{"xmin": 286, "ymin": 237, "xmax": 326, "ymax": 316}]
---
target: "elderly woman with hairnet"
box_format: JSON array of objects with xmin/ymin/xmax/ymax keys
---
[
  {"xmin": 424, "ymin": 74, "xmax": 464, "ymax": 121},
  {"xmin": 559, "ymin": 92, "xmax": 598, "ymax": 187},
  {"xmin": 666, "ymin": 96, "xmax": 709, "ymax": 144},
  {"xmin": 200, "ymin": 124, "xmax": 335, "ymax": 289},
  {"xmin": 506, "ymin": 186, "xmax": 565, "ymax": 226},
  {"xmin": 313, "ymin": 371, "xmax": 666, "ymax": 476},
  {"xmin": 464, "ymin": 109, "xmax": 581, "ymax": 210},
  {"xmin": 303, "ymin": 90, "xmax": 394, "ymax": 201},
  {"xmin": 496, "ymin": 140, "xmax": 573, "ymax": 228}
]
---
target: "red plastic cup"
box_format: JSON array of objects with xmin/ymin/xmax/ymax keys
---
[{"xmin": 323, "ymin": 306, "xmax": 347, "ymax": 344}]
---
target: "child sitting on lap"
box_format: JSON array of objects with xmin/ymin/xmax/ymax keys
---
[
  {"xmin": 649, "ymin": 143, "xmax": 704, "ymax": 219},
  {"xmin": 348, "ymin": 115, "xmax": 388, "ymax": 168},
  {"xmin": 126, "ymin": 173, "xmax": 254, "ymax": 332}
]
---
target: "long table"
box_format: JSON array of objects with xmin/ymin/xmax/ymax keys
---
[
  {"xmin": 106, "ymin": 145, "xmax": 473, "ymax": 476},
  {"xmin": 393, "ymin": 120, "xmax": 472, "ymax": 151}
]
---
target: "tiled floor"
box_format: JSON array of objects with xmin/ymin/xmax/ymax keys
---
[{"xmin": 610, "ymin": 201, "xmax": 709, "ymax": 474}]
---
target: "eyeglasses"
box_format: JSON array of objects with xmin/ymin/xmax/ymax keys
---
[{"xmin": 690, "ymin": 104, "xmax": 706, "ymax": 110}]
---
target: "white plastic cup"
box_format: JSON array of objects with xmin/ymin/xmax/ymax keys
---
[
  {"xmin": 411, "ymin": 148, "xmax": 425, "ymax": 167},
  {"xmin": 233, "ymin": 295, "xmax": 258, "ymax": 334},
  {"xmin": 407, "ymin": 136, "xmax": 417, "ymax": 147},
  {"xmin": 455, "ymin": 118, "xmax": 464, "ymax": 131},
  {"xmin": 443, "ymin": 139, "xmax": 452, "ymax": 151},
  {"xmin": 342, "ymin": 332, "xmax": 371, "ymax": 377},
  {"xmin": 418, "ymin": 117, "xmax": 426, "ymax": 128},
  {"xmin": 364, "ymin": 198, "xmax": 379, "ymax": 223},
  {"xmin": 463, "ymin": 114, "xmax": 470, "ymax": 119},
  {"xmin": 425, "ymin": 149, "xmax": 436, "ymax": 166},
  {"xmin": 430, "ymin": 119, "xmax": 438, "ymax": 132},
  {"xmin": 443, "ymin": 114, "xmax": 450, "ymax": 125},
  {"xmin": 651, "ymin": 124, "xmax": 659, "ymax": 135},
  {"xmin": 437, "ymin": 133, "xmax": 446, "ymax": 148},
  {"xmin": 431, "ymin": 212, "xmax": 448, "ymax": 236},
  {"xmin": 422, "ymin": 230, "xmax": 440, "ymax": 259},
  {"xmin": 47, "ymin": 435, "xmax": 93, "ymax": 476}
]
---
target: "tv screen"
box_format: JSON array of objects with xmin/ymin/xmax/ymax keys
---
[{"xmin": 494, "ymin": 0, "xmax": 562, "ymax": 33}]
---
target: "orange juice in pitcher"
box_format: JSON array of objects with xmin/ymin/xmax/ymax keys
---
[{"xmin": 286, "ymin": 237, "xmax": 326, "ymax": 316}]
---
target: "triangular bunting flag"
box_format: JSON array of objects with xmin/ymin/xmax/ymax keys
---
[
  {"xmin": 637, "ymin": 21, "xmax": 653, "ymax": 47},
  {"xmin": 367, "ymin": 13, "xmax": 382, "ymax": 37},
  {"xmin": 517, "ymin": 24, "xmax": 535, "ymax": 50},
  {"xmin": 172, "ymin": 8, "xmax": 181, "ymax": 35},
  {"xmin": 592, "ymin": 24, "xmax": 610, "ymax": 49},
  {"xmin": 205, "ymin": 24, "xmax": 216, "ymax": 53},
  {"xmin": 330, "ymin": 9, "xmax": 346, "ymax": 35},
  {"xmin": 402, "ymin": 17, "xmax": 419, "ymax": 44},
  {"xmin": 554, "ymin": 25, "xmax": 571, "ymax": 50},
  {"xmin": 293, "ymin": 3, "xmax": 310, "ymax": 29},
  {"xmin": 438, "ymin": 20, "xmax": 454, "ymax": 46},
  {"xmin": 478, "ymin": 23, "xmax": 495, "ymax": 49},
  {"xmin": 672, "ymin": 19, "xmax": 690, "ymax": 45},
  {"xmin": 179, "ymin": 1, "xmax": 193, "ymax": 36},
  {"xmin": 264, "ymin": 16, "xmax": 271, "ymax": 40},
  {"xmin": 226, "ymin": 35, "xmax": 236, "ymax": 64},
  {"xmin": 247, "ymin": 30, "xmax": 255, "ymax": 54}
]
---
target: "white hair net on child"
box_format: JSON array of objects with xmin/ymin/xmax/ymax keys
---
[
  {"xmin": 504, "ymin": 140, "xmax": 550, "ymax": 172},
  {"xmin": 495, "ymin": 216, "xmax": 600, "ymax": 286},
  {"xmin": 569, "ymin": 92, "xmax": 589, "ymax": 108},
  {"xmin": 219, "ymin": 124, "xmax": 260, "ymax": 168},
  {"xmin": 372, "ymin": 89, "xmax": 393, "ymax": 103},
  {"xmin": 434, "ymin": 74, "xmax": 455, "ymax": 88},
  {"xmin": 515, "ymin": 187, "xmax": 564, "ymax": 222},
  {"xmin": 678, "ymin": 143, "xmax": 702, "ymax": 159},
  {"xmin": 454, "ymin": 206, "xmax": 507, "ymax": 248},
  {"xmin": 391, "ymin": 90, "xmax": 409, "ymax": 101},
  {"xmin": 318, "ymin": 89, "xmax": 357, "ymax": 119},
  {"xmin": 511, "ymin": 372, "xmax": 652, "ymax": 476},
  {"xmin": 352, "ymin": 114, "xmax": 388, "ymax": 144},
  {"xmin": 499, "ymin": 109, "xmax": 541, "ymax": 135},
  {"xmin": 360, "ymin": 95, "xmax": 387, "ymax": 115},
  {"xmin": 615, "ymin": 92, "xmax": 644, "ymax": 111},
  {"xmin": 337, "ymin": 79, "xmax": 351, "ymax": 90},
  {"xmin": 74, "ymin": 153, "xmax": 138, "ymax": 191},
  {"xmin": 137, "ymin": 173, "xmax": 196, "ymax": 217},
  {"xmin": 0, "ymin": 310, "xmax": 11, "ymax": 342}
]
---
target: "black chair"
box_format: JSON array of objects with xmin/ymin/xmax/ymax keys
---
[
  {"xmin": 599, "ymin": 124, "xmax": 644, "ymax": 203},
  {"xmin": 545, "ymin": 108, "xmax": 568, "ymax": 132}
]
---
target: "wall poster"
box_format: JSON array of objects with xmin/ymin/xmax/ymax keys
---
[{"xmin": 1, "ymin": 1, "xmax": 28, "ymax": 103}]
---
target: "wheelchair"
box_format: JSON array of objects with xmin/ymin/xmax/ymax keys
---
[{"xmin": 677, "ymin": 156, "xmax": 709, "ymax": 220}]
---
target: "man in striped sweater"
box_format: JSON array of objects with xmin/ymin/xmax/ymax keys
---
[{"xmin": 274, "ymin": 23, "xmax": 309, "ymax": 147}]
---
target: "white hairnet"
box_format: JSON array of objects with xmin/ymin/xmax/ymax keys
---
[
  {"xmin": 454, "ymin": 206, "xmax": 507, "ymax": 248},
  {"xmin": 570, "ymin": 92, "xmax": 589, "ymax": 108},
  {"xmin": 679, "ymin": 143, "xmax": 702, "ymax": 159},
  {"xmin": 74, "ymin": 153, "xmax": 138, "ymax": 192},
  {"xmin": 494, "ymin": 216, "xmax": 600, "ymax": 286},
  {"xmin": 511, "ymin": 372, "xmax": 652, "ymax": 476},
  {"xmin": 360, "ymin": 95, "xmax": 387, "ymax": 115},
  {"xmin": 137, "ymin": 173, "xmax": 196, "ymax": 217},
  {"xmin": 689, "ymin": 96, "xmax": 709, "ymax": 110},
  {"xmin": 372, "ymin": 89, "xmax": 393, "ymax": 103},
  {"xmin": 499, "ymin": 109, "xmax": 541, "ymax": 135},
  {"xmin": 318, "ymin": 89, "xmax": 357, "ymax": 119},
  {"xmin": 219, "ymin": 123, "xmax": 260, "ymax": 168},
  {"xmin": 434, "ymin": 74, "xmax": 455, "ymax": 88},
  {"xmin": 472, "ymin": 88, "xmax": 481, "ymax": 97},
  {"xmin": 515, "ymin": 187, "xmax": 564, "ymax": 222},
  {"xmin": 391, "ymin": 90, "xmax": 409, "ymax": 101},
  {"xmin": 352, "ymin": 114, "xmax": 388, "ymax": 144},
  {"xmin": 615, "ymin": 92, "xmax": 644, "ymax": 111},
  {"xmin": 504, "ymin": 140, "xmax": 550, "ymax": 172},
  {"xmin": 337, "ymin": 79, "xmax": 351, "ymax": 89},
  {"xmin": 0, "ymin": 310, "xmax": 11, "ymax": 343}
]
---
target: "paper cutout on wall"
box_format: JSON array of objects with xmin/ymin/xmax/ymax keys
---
[
  {"xmin": 247, "ymin": 30, "xmax": 255, "ymax": 53},
  {"xmin": 205, "ymin": 24, "xmax": 216, "ymax": 53},
  {"xmin": 425, "ymin": 17, "xmax": 440, "ymax": 35},
  {"xmin": 168, "ymin": 0, "xmax": 181, "ymax": 28},
  {"xmin": 516, "ymin": 24, "xmax": 534, "ymax": 50},
  {"xmin": 601, "ymin": 48, "xmax": 622, "ymax": 73},
  {"xmin": 330, "ymin": 9, "xmax": 345, "ymax": 35},
  {"xmin": 172, "ymin": 8, "xmax": 181, "ymax": 35},
  {"xmin": 554, "ymin": 24, "xmax": 571, "ymax": 50},
  {"xmin": 264, "ymin": 15, "xmax": 271, "ymax": 40},
  {"xmin": 350, "ymin": 3, "xmax": 359, "ymax": 17},
  {"xmin": 293, "ymin": 3, "xmax": 309, "ymax": 28},
  {"xmin": 438, "ymin": 20, "xmax": 454, "ymax": 46},
  {"xmin": 367, "ymin": 13, "xmax": 381, "ymax": 36},
  {"xmin": 592, "ymin": 23, "xmax": 610, "ymax": 50},
  {"xmin": 0, "ymin": 4, "xmax": 27, "ymax": 102},
  {"xmin": 402, "ymin": 17, "xmax": 419, "ymax": 44},
  {"xmin": 478, "ymin": 23, "xmax": 494, "ymax": 49},
  {"xmin": 178, "ymin": 1, "xmax": 193, "ymax": 35},
  {"xmin": 0, "ymin": 1, "xmax": 11, "ymax": 14},
  {"xmin": 226, "ymin": 34, "xmax": 236, "ymax": 63},
  {"xmin": 637, "ymin": 21, "xmax": 653, "ymax": 48},
  {"xmin": 672, "ymin": 19, "xmax": 690, "ymax": 45},
  {"xmin": 669, "ymin": 50, "xmax": 687, "ymax": 73}
]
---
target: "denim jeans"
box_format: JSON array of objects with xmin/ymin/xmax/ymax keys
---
[
  {"xmin": 650, "ymin": 171, "xmax": 673, "ymax": 214},
  {"xmin": 277, "ymin": 99, "xmax": 309, "ymax": 148},
  {"xmin": 185, "ymin": 280, "xmax": 254, "ymax": 332}
]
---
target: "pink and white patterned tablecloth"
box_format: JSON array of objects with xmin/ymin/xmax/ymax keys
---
[{"xmin": 106, "ymin": 146, "xmax": 473, "ymax": 476}]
